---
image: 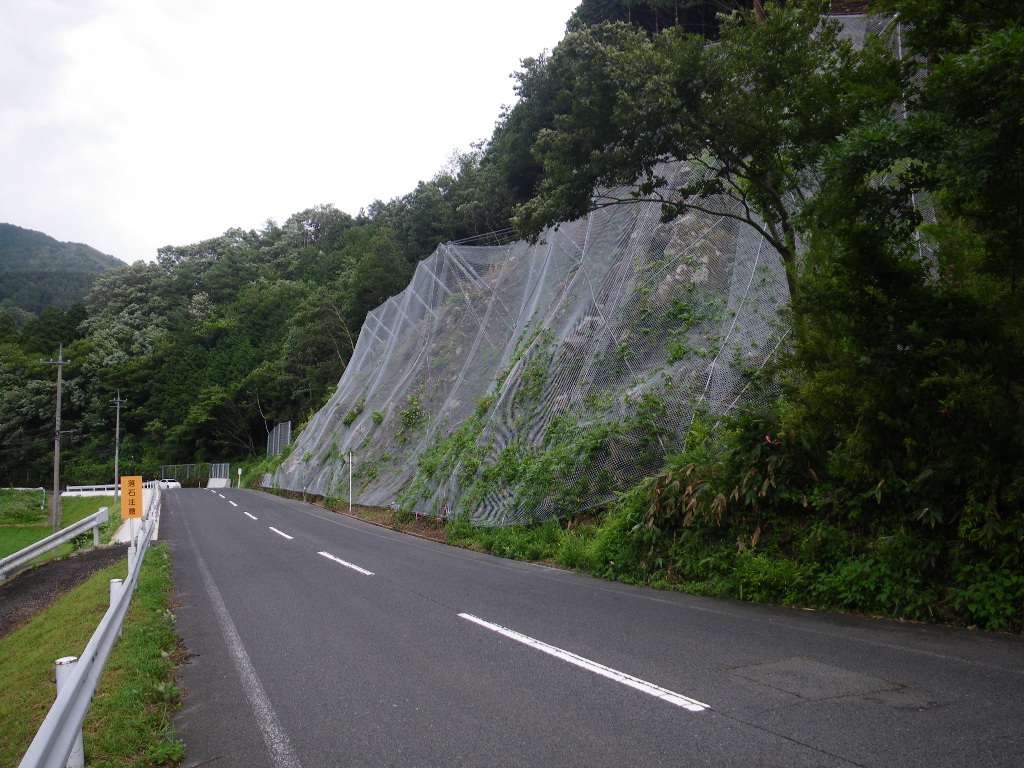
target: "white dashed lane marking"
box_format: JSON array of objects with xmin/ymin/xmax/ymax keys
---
[
  {"xmin": 459, "ymin": 613, "xmax": 709, "ymax": 712},
  {"xmin": 317, "ymin": 551, "xmax": 374, "ymax": 576}
]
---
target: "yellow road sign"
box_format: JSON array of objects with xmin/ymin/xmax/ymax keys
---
[{"xmin": 120, "ymin": 476, "xmax": 143, "ymax": 519}]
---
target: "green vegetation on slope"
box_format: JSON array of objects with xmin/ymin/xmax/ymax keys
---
[
  {"xmin": 317, "ymin": 0, "xmax": 1023, "ymax": 632},
  {"xmin": 0, "ymin": 545, "xmax": 182, "ymax": 766},
  {"xmin": 500, "ymin": 1, "xmax": 1024, "ymax": 626},
  {"xmin": 0, "ymin": 494, "xmax": 118, "ymax": 560},
  {"xmin": 2, "ymin": 0, "xmax": 1022, "ymax": 624}
]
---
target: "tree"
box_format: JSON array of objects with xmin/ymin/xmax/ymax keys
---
[
  {"xmin": 82, "ymin": 262, "xmax": 175, "ymax": 368},
  {"xmin": 483, "ymin": 54, "xmax": 564, "ymax": 207},
  {"xmin": 18, "ymin": 303, "xmax": 87, "ymax": 353},
  {"xmin": 915, "ymin": 24, "xmax": 1024, "ymax": 295},
  {"xmin": 283, "ymin": 205, "xmax": 355, "ymax": 253},
  {"xmin": 785, "ymin": 2, "xmax": 1024, "ymax": 531},
  {"xmin": 343, "ymin": 228, "xmax": 414, "ymax": 331},
  {"xmin": 514, "ymin": 4, "xmax": 908, "ymax": 297},
  {"xmin": 0, "ymin": 312, "xmax": 18, "ymax": 344},
  {"xmin": 567, "ymin": 0, "xmax": 742, "ymax": 36},
  {"xmin": 279, "ymin": 285, "xmax": 357, "ymax": 411},
  {"xmin": 871, "ymin": 0, "xmax": 1023, "ymax": 60}
]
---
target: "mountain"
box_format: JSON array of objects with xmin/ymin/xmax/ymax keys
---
[{"xmin": 0, "ymin": 223, "xmax": 125, "ymax": 315}]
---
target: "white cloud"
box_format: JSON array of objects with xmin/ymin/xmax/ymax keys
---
[{"xmin": 0, "ymin": 0, "xmax": 579, "ymax": 262}]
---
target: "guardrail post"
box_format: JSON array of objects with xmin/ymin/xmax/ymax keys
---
[
  {"xmin": 110, "ymin": 579, "xmax": 123, "ymax": 637},
  {"xmin": 127, "ymin": 518, "xmax": 137, "ymax": 569},
  {"xmin": 93, "ymin": 507, "xmax": 108, "ymax": 549},
  {"xmin": 54, "ymin": 657, "xmax": 85, "ymax": 768}
]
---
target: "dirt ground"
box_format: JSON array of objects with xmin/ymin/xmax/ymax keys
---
[{"xmin": 0, "ymin": 545, "xmax": 129, "ymax": 640}]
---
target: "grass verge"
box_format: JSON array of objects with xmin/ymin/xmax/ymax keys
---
[
  {"xmin": 0, "ymin": 495, "xmax": 120, "ymax": 560},
  {"xmin": 0, "ymin": 544, "xmax": 183, "ymax": 767}
]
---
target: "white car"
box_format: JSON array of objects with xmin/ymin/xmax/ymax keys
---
[{"xmin": 158, "ymin": 479, "xmax": 182, "ymax": 489}]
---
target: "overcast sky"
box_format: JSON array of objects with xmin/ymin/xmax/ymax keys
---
[{"xmin": 1, "ymin": 0, "xmax": 581, "ymax": 264}]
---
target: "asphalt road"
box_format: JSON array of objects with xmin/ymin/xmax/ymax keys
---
[{"xmin": 165, "ymin": 488, "xmax": 1024, "ymax": 767}]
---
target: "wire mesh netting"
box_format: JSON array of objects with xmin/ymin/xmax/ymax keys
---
[
  {"xmin": 266, "ymin": 14, "xmax": 910, "ymax": 525},
  {"xmin": 267, "ymin": 421, "xmax": 292, "ymax": 458},
  {"xmin": 266, "ymin": 166, "xmax": 790, "ymax": 524}
]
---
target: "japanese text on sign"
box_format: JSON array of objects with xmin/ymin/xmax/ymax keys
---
[{"xmin": 120, "ymin": 476, "xmax": 143, "ymax": 519}]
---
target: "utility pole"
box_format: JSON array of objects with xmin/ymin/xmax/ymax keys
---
[
  {"xmin": 111, "ymin": 391, "xmax": 127, "ymax": 501},
  {"xmin": 40, "ymin": 345, "xmax": 70, "ymax": 533}
]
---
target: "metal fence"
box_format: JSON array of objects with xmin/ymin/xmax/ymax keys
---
[
  {"xmin": 267, "ymin": 421, "xmax": 292, "ymax": 457},
  {"xmin": 159, "ymin": 463, "xmax": 230, "ymax": 480},
  {"xmin": 159, "ymin": 463, "xmax": 209, "ymax": 481}
]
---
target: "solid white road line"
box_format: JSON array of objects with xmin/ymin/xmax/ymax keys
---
[
  {"xmin": 244, "ymin": 512, "xmax": 258, "ymax": 520},
  {"xmin": 317, "ymin": 551, "xmax": 374, "ymax": 576},
  {"xmin": 187, "ymin": 524, "xmax": 303, "ymax": 768},
  {"xmin": 458, "ymin": 613, "xmax": 709, "ymax": 712},
  {"xmin": 269, "ymin": 527, "xmax": 293, "ymax": 540},
  {"xmin": 229, "ymin": 500, "xmax": 238, "ymax": 507}
]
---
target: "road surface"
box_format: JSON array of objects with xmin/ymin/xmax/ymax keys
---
[{"xmin": 165, "ymin": 488, "xmax": 1024, "ymax": 767}]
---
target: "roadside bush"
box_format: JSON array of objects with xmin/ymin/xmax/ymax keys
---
[
  {"xmin": 735, "ymin": 552, "xmax": 805, "ymax": 603},
  {"xmin": 475, "ymin": 521, "xmax": 561, "ymax": 561},
  {"xmin": 446, "ymin": 512, "xmax": 475, "ymax": 544},
  {"xmin": 555, "ymin": 527, "xmax": 600, "ymax": 571},
  {"xmin": 949, "ymin": 563, "xmax": 1024, "ymax": 631},
  {"xmin": 590, "ymin": 503, "xmax": 644, "ymax": 582}
]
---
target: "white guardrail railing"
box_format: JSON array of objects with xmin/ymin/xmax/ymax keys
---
[
  {"xmin": 0, "ymin": 487, "xmax": 47, "ymax": 509},
  {"xmin": 17, "ymin": 487, "xmax": 161, "ymax": 768},
  {"xmin": 64, "ymin": 481, "xmax": 159, "ymax": 496},
  {"xmin": 0, "ymin": 510, "xmax": 109, "ymax": 583}
]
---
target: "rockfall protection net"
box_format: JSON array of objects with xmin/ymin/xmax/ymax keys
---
[{"xmin": 267, "ymin": 14, "xmax": 911, "ymax": 525}]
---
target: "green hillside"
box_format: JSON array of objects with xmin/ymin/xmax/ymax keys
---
[
  {"xmin": 1, "ymin": 0, "xmax": 1021, "ymax": 630},
  {"xmin": 0, "ymin": 223, "xmax": 124, "ymax": 315}
]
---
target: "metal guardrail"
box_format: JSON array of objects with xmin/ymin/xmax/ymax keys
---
[
  {"xmin": 18, "ymin": 488, "xmax": 161, "ymax": 768},
  {"xmin": 65, "ymin": 481, "xmax": 158, "ymax": 494},
  {"xmin": 0, "ymin": 508, "xmax": 110, "ymax": 583}
]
